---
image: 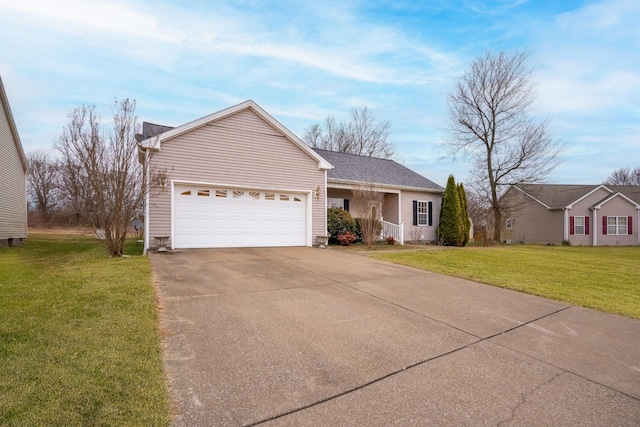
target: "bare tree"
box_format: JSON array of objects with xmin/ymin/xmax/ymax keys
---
[
  {"xmin": 604, "ymin": 167, "xmax": 640, "ymax": 186},
  {"xmin": 26, "ymin": 150, "xmax": 60, "ymax": 225},
  {"xmin": 446, "ymin": 51, "xmax": 563, "ymax": 242},
  {"xmin": 351, "ymin": 183, "xmax": 385, "ymax": 247},
  {"xmin": 304, "ymin": 107, "xmax": 395, "ymax": 159},
  {"xmin": 56, "ymin": 99, "xmax": 145, "ymax": 257}
]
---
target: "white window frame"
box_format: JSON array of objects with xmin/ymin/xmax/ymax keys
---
[
  {"xmin": 574, "ymin": 216, "xmax": 585, "ymax": 235},
  {"xmin": 607, "ymin": 216, "xmax": 627, "ymax": 235},
  {"xmin": 506, "ymin": 219, "xmax": 513, "ymax": 230},
  {"xmin": 417, "ymin": 200, "xmax": 429, "ymax": 226}
]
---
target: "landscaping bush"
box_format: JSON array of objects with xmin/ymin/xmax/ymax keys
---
[
  {"xmin": 337, "ymin": 230, "xmax": 357, "ymax": 246},
  {"xmin": 327, "ymin": 208, "xmax": 356, "ymax": 244},
  {"xmin": 354, "ymin": 217, "xmax": 363, "ymax": 242}
]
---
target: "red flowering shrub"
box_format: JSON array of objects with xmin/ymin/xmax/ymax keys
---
[{"xmin": 337, "ymin": 231, "xmax": 357, "ymax": 246}]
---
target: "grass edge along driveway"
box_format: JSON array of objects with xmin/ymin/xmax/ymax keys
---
[
  {"xmin": 372, "ymin": 245, "xmax": 640, "ymax": 320},
  {"xmin": 0, "ymin": 233, "xmax": 169, "ymax": 426}
]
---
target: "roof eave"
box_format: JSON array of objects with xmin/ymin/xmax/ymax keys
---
[
  {"xmin": 0, "ymin": 76, "xmax": 28, "ymax": 173},
  {"xmin": 327, "ymin": 178, "xmax": 443, "ymax": 193}
]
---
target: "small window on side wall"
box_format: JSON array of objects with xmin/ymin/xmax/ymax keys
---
[{"xmin": 506, "ymin": 219, "xmax": 513, "ymax": 229}]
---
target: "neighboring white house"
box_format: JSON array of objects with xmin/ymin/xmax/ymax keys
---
[{"xmin": 0, "ymin": 75, "xmax": 28, "ymax": 247}]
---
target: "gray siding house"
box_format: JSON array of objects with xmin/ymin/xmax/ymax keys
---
[
  {"xmin": 138, "ymin": 100, "xmax": 443, "ymax": 251},
  {"xmin": 501, "ymin": 184, "xmax": 640, "ymax": 246},
  {"xmin": 0, "ymin": 76, "xmax": 28, "ymax": 247}
]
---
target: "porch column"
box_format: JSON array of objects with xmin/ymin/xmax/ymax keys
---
[{"xmin": 592, "ymin": 208, "xmax": 598, "ymax": 247}]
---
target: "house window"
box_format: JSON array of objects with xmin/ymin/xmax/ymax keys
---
[
  {"xmin": 506, "ymin": 219, "xmax": 513, "ymax": 230},
  {"xmin": 417, "ymin": 201, "xmax": 429, "ymax": 226},
  {"xmin": 574, "ymin": 216, "xmax": 585, "ymax": 235},
  {"xmin": 412, "ymin": 200, "xmax": 433, "ymax": 226},
  {"xmin": 328, "ymin": 198, "xmax": 345, "ymax": 209},
  {"xmin": 608, "ymin": 216, "xmax": 627, "ymax": 235}
]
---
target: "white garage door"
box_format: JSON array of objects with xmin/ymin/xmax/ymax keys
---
[{"xmin": 174, "ymin": 185, "xmax": 307, "ymax": 248}]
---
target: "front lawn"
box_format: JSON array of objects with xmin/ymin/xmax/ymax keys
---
[
  {"xmin": 0, "ymin": 233, "xmax": 169, "ymax": 426},
  {"xmin": 371, "ymin": 245, "xmax": 640, "ymax": 319}
]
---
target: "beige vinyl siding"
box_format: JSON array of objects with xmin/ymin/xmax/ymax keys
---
[
  {"xmin": 566, "ymin": 190, "xmax": 609, "ymax": 246},
  {"xmin": 597, "ymin": 197, "xmax": 638, "ymax": 246},
  {"xmin": 0, "ymin": 95, "xmax": 27, "ymax": 241},
  {"xmin": 401, "ymin": 190, "xmax": 442, "ymax": 243},
  {"xmin": 502, "ymin": 188, "xmax": 563, "ymax": 244},
  {"xmin": 148, "ymin": 109, "xmax": 325, "ymax": 245},
  {"xmin": 382, "ymin": 193, "xmax": 399, "ymax": 224}
]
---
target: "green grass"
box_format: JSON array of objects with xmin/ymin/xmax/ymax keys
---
[
  {"xmin": 0, "ymin": 233, "xmax": 169, "ymax": 426},
  {"xmin": 372, "ymin": 245, "xmax": 640, "ymax": 319}
]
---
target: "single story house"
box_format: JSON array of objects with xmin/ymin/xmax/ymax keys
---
[
  {"xmin": 0, "ymin": 75, "xmax": 28, "ymax": 247},
  {"xmin": 138, "ymin": 100, "xmax": 443, "ymax": 252},
  {"xmin": 500, "ymin": 184, "xmax": 640, "ymax": 246},
  {"xmin": 314, "ymin": 148, "xmax": 443, "ymax": 244}
]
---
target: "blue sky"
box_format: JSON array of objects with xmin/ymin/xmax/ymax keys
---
[{"xmin": 1, "ymin": 0, "xmax": 638, "ymax": 186}]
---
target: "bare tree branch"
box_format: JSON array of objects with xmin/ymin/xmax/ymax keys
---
[
  {"xmin": 55, "ymin": 99, "xmax": 145, "ymax": 257},
  {"xmin": 26, "ymin": 150, "xmax": 60, "ymax": 225},
  {"xmin": 446, "ymin": 51, "xmax": 564, "ymax": 241},
  {"xmin": 303, "ymin": 107, "xmax": 395, "ymax": 159},
  {"xmin": 603, "ymin": 167, "xmax": 640, "ymax": 186}
]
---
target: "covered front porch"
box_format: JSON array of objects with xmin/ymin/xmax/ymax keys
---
[{"xmin": 326, "ymin": 185, "xmax": 404, "ymax": 244}]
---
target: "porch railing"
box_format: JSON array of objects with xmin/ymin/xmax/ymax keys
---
[{"xmin": 381, "ymin": 220, "xmax": 404, "ymax": 245}]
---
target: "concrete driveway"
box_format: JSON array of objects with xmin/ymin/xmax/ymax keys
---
[{"xmin": 150, "ymin": 247, "xmax": 640, "ymax": 426}]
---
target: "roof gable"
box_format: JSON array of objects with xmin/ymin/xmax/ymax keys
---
[
  {"xmin": 313, "ymin": 148, "xmax": 443, "ymax": 192},
  {"xmin": 139, "ymin": 100, "xmax": 332, "ymax": 170},
  {"xmin": 513, "ymin": 184, "xmax": 602, "ymax": 209},
  {"xmin": 0, "ymin": 76, "xmax": 27, "ymax": 173},
  {"xmin": 592, "ymin": 191, "xmax": 640, "ymax": 209}
]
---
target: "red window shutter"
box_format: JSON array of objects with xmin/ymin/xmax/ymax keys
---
[
  {"xmin": 628, "ymin": 216, "xmax": 633, "ymax": 235},
  {"xmin": 585, "ymin": 216, "xmax": 590, "ymax": 235},
  {"xmin": 602, "ymin": 216, "xmax": 607, "ymax": 235},
  {"xmin": 569, "ymin": 216, "xmax": 575, "ymax": 235}
]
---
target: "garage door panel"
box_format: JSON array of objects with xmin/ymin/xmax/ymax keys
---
[{"xmin": 174, "ymin": 186, "xmax": 306, "ymax": 248}]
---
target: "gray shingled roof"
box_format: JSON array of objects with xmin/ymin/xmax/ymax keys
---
[
  {"xmin": 515, "ymin": 184, "xmax": 640, "ymax": 208},
  {"xmin": 314, "ymin": 148, "xmax": 443, "ymax": 191},
  {"xmin": 135, "ymin": 122, "xmax": 175, "ymax": 142}
]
